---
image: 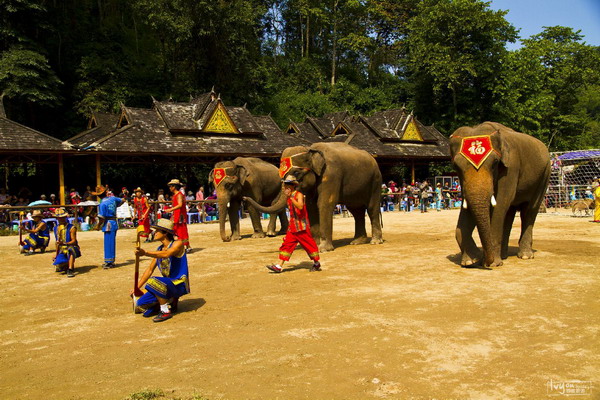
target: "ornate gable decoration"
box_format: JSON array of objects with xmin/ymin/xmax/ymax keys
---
[
  {"xmin": 332, "ymin": 123, "xmax": 349, "ymax": 136},
  {"xmin": 117, "ymin": 110, "xmax": 130, "ymax": 129},
  {"xmin": 401, "ymin": 119, "xmax": 424, "ymax": 141},
  {"xmin": 286, "ymin": 123, "xmax": 299, "ymax": 135},
  {"xmin": 87, "ymin": 114, "xmax": 98, "ymax": 130},
  {"xmin": 202, "ymin": 102, "xmax": 239, "ymax": 134}
]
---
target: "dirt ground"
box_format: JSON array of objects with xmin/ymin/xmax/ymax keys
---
[{"xmin": 1, "ymin": 208, "xmax": 598, "ymax": 400}]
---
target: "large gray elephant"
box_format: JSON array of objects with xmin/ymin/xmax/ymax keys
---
[
  {"xmin": 244, "ymin": 142, "xmax": 383, "ymax": 252},
  {"xmin": 209, "ymin": 157, "xmax": 288, "ymax": 242},
  {"xmin": 450, "ymin": 122, "xmax": 550, "ymax": 267}
]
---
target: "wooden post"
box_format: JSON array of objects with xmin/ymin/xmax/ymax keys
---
[
  {"xmin": 58, "ymin": 153, "xmax": 66, "ymax": 205},
  {"xmin": 411, "ymin": 160, "xmax": 415, "ymax": 184},
  {"xmin": 95, "ymin": 154, "xmax": 101, "ymax": 187}
]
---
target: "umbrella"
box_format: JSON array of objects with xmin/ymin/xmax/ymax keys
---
[
  {"xmin": 28, "ymin": 200, "xmax": 52, "ymax": 206},
  {"xmin": 79, "ymin": 200, "xmax": 99, "ymax": 206}
]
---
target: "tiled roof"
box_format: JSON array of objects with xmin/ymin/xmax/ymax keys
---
[
  {"xmin": 65, "ymin": 92, "xmax": 306, "ymax": 157},
  {"xmin": 0, "ymin": 115, "xmax": 70, "ymax": 152},
  {"xmin": 288, "ymin": 108, "xmax": 450, "ymax": 160},
  {"xmin": 66, "ymin": 112, "xmax": 120, "ymax": 148}
]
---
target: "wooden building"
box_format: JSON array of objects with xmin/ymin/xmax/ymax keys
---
[
  {"xmin": 285, "ymin": 108, "xmax": 450, "ymax": 181},
  {"xmin": 65, "ymin": 90, "xmax": 308, "ymax": 187},
  {"xmin": 0, "ymin": 97, "xmax": 74, "ymax": 204}
]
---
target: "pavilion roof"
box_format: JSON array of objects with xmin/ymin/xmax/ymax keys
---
[
  {"xmin": 0, "ymin": 98, "xmax": 70, "ymax": 152},
  {"xmin": 67, "ymin": 91, "xmax": 305, "ymax": 157},
  {"xmin": 285, "ymin": 108, "xmax": 450, "ymax": 160}
]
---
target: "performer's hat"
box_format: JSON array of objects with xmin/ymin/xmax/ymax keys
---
[
  {"xmin": 91, "ymin": 184, "xmax": 107, "ymax": 196},
  {"xmin": 134, "ymin": 187, "xmax": 143, "ymax": 193},
  {"xmin": 31, "ymin": 209, "xmax": 43, "ymax": 218},
  {"xmin": 151, "ymin": 218, "xmax": 175, "ymax": 235},
  {"xmin": 167, "ymin": 179, "xmax": 182, "ymax": 186},
  {"xmin": 283, "ymin": 176, "xmax": 299, "ymax": 186},
  {"xmin": 53, "ymin": 208, "xmax": 69, "ymax": 218}
]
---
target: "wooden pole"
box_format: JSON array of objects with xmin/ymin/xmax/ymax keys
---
[
  {"xmin": 58, "ymin": 153, "xmax": 66, "ymax": 205},
  {"xmin": 411, "ymin": 160, "xmax": 415, "ymax": 184},
  {"xmin": 95, "ymin": 154, "xmax": 101, "ymax": 187}
]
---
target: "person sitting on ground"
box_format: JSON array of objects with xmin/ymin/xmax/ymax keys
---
[
  {"xmin": 132, "ymin": 218, "xmax": 190, "ymax": 322},
  {"xmin": 52, "ymin": 208, "xmax": 81, "ymax": 278},
  {"xmin": 20, "ymin": 209, "xmax": 50, "ymax": 254},
  {"xmin": 247, "ymin": 176, "xmax": 321, "ymax": 273}
]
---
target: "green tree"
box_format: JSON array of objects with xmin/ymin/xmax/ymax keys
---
[
  {"xmin": 498, "ymin": 27, "xmax": 600, "ymax": 150},
  {"xmin": 404, "ymin": 0, "xmax": 517, "ymax": 129}
]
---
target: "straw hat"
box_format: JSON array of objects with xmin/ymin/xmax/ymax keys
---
[
  {"xmin": 151, "ymin": 218, "xmax": 175, "ymax": 234},
  {"xmin": 134, "ymin": 187, "xmax": 144, "ymax": 193},
  {"xmin": 283, "ymin": 176, "xmax": 299, "ymax": 185},
  {"xmin": 53, "ymin": 208, "xmax": 69, "ymax": 218},
  {"xmin": 31, "ymin": 210, "xmax": 43, "ymax": 218},
  {"xmin": 167, "ymin": 179, "xmax": 182, "ymax": 186},
  {"xmin": 91, "ymin": 185, "xmax": 107, "ymax": 196}
]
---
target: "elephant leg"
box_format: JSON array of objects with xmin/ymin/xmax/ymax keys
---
[
  {"xmin": 455, "ymin": 208, "xmax": 480, "ymax": 266},
  {"xmin": 518, "ymin": 184, "xmax": 546, "ymax": 259},
  {"xmin": 316, "ymin": 200, "xmax": 335, "ymax": 252},
  {"xmin": 248, "ymin": 206, "xmax": 266, "ymax": 238},
  {"xmin": 265, "ymin": 212, "xmax": 277, "ymax": 237},
  {"xmin": 348, "ymin": 207, "xmax": 369, "ymax": 245},
  {"xmin": 501, "ymin": 207, "xmax": 517, "ymax": 259},
  {"xmin": 307, "ymin": 202, "xmax": 320, "ymax": 245},
  {"xmin": 228, "ymin": 201, "xmax": 242, "ymax": 240},
  {"xmin": 277, "ymin": 209, "xmax": 289, "ymax": 235},
  {"xmin": 517, "ymin": 203, "xmax": 538, "ymax": 259},
  {"xmin": 367, "ymin": 195, "xmax": 383, "ymax": 245}
]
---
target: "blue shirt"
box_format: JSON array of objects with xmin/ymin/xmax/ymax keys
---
[{"xmin": 98, "ymin": 196, "xmax": 123, "ymax": 232}]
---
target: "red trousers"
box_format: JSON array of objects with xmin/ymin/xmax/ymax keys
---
[
  {"xmin": 138, "ymin": 218, "xmax": 151, "ymax": 238},
  {"xmin": 279, "ymin": 230, "xmax": 320, "ymax": 262},
  {"xmin": 174, "ymin": 222, "xmax": 189, "ymax": 246}
]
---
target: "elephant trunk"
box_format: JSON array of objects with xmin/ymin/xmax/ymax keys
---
[
  {"xmin": 244, "ymin": 187, "xmax": 287, "ymax": 214},
  {"xmin": 218, "ymin": 199, "xmax": 231, "ymax": 242},
  {"xmin": 464, "ymin": 173, "xmax": 496, "ymax": 266}
]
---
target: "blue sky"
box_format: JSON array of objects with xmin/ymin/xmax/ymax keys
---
[{"xmin": 488, "ymin": 0, "xmax": 600, "ymax": 49}]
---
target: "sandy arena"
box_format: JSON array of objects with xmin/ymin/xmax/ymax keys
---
[{"xmin": 1, "ymin": 209, "xmax": 598, "ymax": 399}]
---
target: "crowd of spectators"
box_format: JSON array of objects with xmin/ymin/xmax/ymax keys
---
[{"xmin": 379, "ymin": 178, "xmax": 462, "ymax": 212}]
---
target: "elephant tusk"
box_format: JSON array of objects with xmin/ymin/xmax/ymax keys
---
[
  {"xmin": 462, "ymin": 198, "xmax": 468, "ymax": 209},
  {"xmin": 491, "ymin": 195, "xmax": 497, "ymax": 207},
  {"xmin": 227, "ymin": 202, "xmax": 230, "ymax": 208}
]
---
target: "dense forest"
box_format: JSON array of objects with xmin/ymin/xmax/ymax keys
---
[{"xmin": 1, "ymin": 0, "xmax": 599, "ymax": 151}]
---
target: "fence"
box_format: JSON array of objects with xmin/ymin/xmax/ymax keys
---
[{"xmin": 546, "ymin": 150, "xmax": 600, "ymax": 209}]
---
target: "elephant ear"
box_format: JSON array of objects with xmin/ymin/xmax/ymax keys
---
[
  {"xmin": 309, "ymin": 149, "xmax": 326, "ymax": 176},
  {"xmin": 237, "ymin": 165, "xmax": 248, "ymax": 185},
  {"xmin": 491, "ymin": 129, "xmax": 510, "ymax": 167}
]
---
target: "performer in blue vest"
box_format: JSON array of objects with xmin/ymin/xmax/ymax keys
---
[
  {"xmin": 93, "ymin": 185, "xmax": 125, "ymax": 269},
  {"xmin": 21, "ymin": 209, "xmax": 50, "ymax": 254},
  {"xmin": 132, "ymin": 218, "xmax": 190, "ymax": 322},
  {"xmin": 52, "ymin": 208, "xmax": 81, "ymax": 278}
]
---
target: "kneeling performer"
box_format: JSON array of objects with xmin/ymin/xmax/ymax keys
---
[{"xmin": 132, "ymin": 219, "xmax": 190, "ymax": 322}]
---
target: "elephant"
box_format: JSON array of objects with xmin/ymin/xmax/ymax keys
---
[
  {"xmin": 449, "ymin": 121, "xmax": 550, "ymax": 267},
  {"xmin": 209, "ymin": 157, "xmax": 288, "ymax": 242},
  {"xmin": 243, "ymin": 142, "xmax": 384, "ymax": 252}
]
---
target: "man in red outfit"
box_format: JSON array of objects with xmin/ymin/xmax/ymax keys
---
[
  {"xmin": 265, "ymin": 176, "xmax": 320, "ymax": 273},
  {"xmin": 164, "ymin": 179, "xmax": 192, "ymax": 252}
]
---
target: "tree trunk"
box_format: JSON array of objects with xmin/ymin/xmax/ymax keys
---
[{"xmin": 330, "ymin": 0, "xmax": 338, "ymax": 87}]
